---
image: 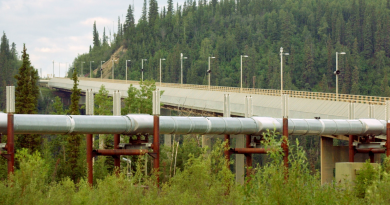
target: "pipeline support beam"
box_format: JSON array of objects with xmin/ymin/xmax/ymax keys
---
[
  {"xmin": 224, "ymin": 134, "xmax": 230, "ymax": 169},
  {"xmin": 153, "ymin": 115, "xmax": 160, "ymax": 185},
  {"xmin": 87, "ymin": 134, "xmax": 93, "ymax": 186},
  {"xmin": 7, "ymin": 113, "xmax": 14, "ymax": 175}
]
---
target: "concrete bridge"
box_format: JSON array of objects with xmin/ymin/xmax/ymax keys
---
[{"xmin": 46, "ymin": 77, "xmax": 390, "ymax": 120}]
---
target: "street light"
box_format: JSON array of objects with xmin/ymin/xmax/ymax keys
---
[
  {"xmin": 240, "ymin": 55, "xmax": 248, "ymax": 92},
  {"xmin": 180, "ymin": 53, "xmax": 187, "ymax": 84},
  {"xmin": 111, "ymin": 59, "xmax": 118, "ymax": 80},
  {"xmin": 89, "ymin": 61, "xmax": 94, "ymax": 78},
  {"xmin": 160, "ymin": 58, "xmax": 166, "ymax": 86},
  {"xmin": 335, "ymin": 52, "xmax": 346, "ymax": 101},
  {"xmin": 126, "ymin": 60, "xmax": 131, "ymax": 83},
  {"xmin": 81, "ymin": 62, "xmax": 85, "ymax": 77},
  {"xmin": 100, "ymin": 61, "xmax": 105, "ymax": 80},
  {"xmin": 280, "ymin": 47, "xmax": 289, "ymax": 95},
  {"xmin": 208, "ymin": 56, "xmax": 216, "ymax": 90},
  {"xmin": 141, "ymin": 59, "xmax": 147, "ymax": 81}
]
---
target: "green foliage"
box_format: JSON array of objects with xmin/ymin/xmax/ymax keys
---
[
  {"xmin": 14, "ymin": 44, "xmax": 41, "ymax": 152},
  {"xmin": 354, "ymin": 160, "xmax": 379, "ymax": 198},
  {"xmin": 122, "ymin": 80, "xmax": 162, "ymax": 114}
]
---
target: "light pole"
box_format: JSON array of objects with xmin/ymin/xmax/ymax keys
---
[
  {"xmin": 160, "ymin": 58, "xmax": 166, "ymax": 86},
  {"xmin": 280, "ymin": 47, "xmax": 289, "ymax": 95},
  {"xmin": 208, "ymin": 56, "xmax": 215, "ymax": 90},
  {"xmin": 111, "ymin": 59, "xmax": 118, "ymax": 80},
  {"xmin": 90, "ymin": 61, "xmax": 94, "ymax": 78},
  {"xmin": 180, "ymin": 53, "xmax": 187, "ymax": 84},
  {"xmin": 141, "ymin": 59, "xmax": 147, "ymax": 81},
  {"xmin": 81, "ymin": 62, "xmax": 85, "ymax": 77},
  {"xmin": 335, "ymin": 52, "xmax": 346, "ymax": 101},
  {"xmin": 240, "ymin": 55, "xmax": 248, "ymax": 92},
  {"xmin": 126, "ymin": 60, "xmax": 131, "ymax": 83},
  {"xmin": 100, "ymin": 61, "xmax": 105, "ymax": 80}
]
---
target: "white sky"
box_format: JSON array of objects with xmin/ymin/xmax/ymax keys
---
[{"xmin": 0, "ymin": 0, "xmax": 186, "ymax": 78}]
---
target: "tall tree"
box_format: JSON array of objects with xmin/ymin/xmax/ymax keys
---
[
  {"xmin": 124, "ymin": 5, "xmax": 135, "ymax": 33},
  {"xmin": 66, "ymin": 70, "xmax": 83, "ymax": 181},
  {"xmin": 141, "ymin": 0, "xmax": 148, "ymax": 22},
  {"xmin": 93, "ymin": 21, "xmax": 100, "ymax": 48},
  {"xmin": 14, "ymin": 44, "xmax": 41, "ymax": 152}
]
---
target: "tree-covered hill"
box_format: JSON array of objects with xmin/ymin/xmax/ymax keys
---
[{"xmin": 71, "ymin": 0, "xmax": 390, "ymax": 97}]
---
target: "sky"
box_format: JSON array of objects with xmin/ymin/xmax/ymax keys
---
[{"xmin": 0, "ymin": 0, "xmax": 185, "ymax": 78}]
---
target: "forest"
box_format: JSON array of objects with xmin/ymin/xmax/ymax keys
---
[{"xmin": 72, "ymin": 0, "xmax": 390, "ymax": 97}]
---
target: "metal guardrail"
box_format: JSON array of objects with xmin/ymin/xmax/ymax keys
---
[{"xmin": 74, "ymin": 77, "xmax": 390, "ymax": 105}]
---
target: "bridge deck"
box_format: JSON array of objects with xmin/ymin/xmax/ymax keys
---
[{"xmin": 47, "ymin": 78, "xmax": 389, "ymax": 120}]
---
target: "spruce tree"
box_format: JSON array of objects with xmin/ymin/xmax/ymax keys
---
[
  {"xmin": 66, "ymin": 70, "xmax": 83, "ymax": 181},
  {"xmin": 14, "ymin": 44, "xmax": 41, "ymax": 152},
  {"xmin": 124, "ymin": 4, "xmax": 135, "ymax": 33},
  {"xmin": 93, "ymin": 21, "xmax": 100, "ymax": 48}
]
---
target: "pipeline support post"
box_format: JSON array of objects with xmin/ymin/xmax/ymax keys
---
[
  {"xmin": 245, "ymin": 134, "xmax": 252, "ymax": 179},
  {"xmin": 87, "ymin": 134, "xmax": 93, "ymax": 186},
  {"xmin": 282, "ymin": 118, "xmax": 288, "ymax": 175},
  {"xmin": 387, "ymin": 123, "xmax": 390, "ymax": 157},
  {"xmin": 153, "ymin": 115, "xmax": 160, "ymax": 185},
  {"xmin": 349, "ymin": 135, "xmax": 355, "ymax": 162},
  {"xmin": 113, "ymin": 134, "xmax": 120, "ymax": 175},
  {"xmin": 224, "ymin": 134, "xmax": 231, "ymax": 169},
  {"xmin": 7, "ymin": 113, "xmax": 14, "ymax": 175}
]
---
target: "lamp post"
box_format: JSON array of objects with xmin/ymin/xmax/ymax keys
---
[
  {"xmin": 111, "ymin": 59, "xmax": 118, "ymax": 80},
  {"xmin": 90, "ymin": 61, "xmax": 94, "ymax": 78},
  {"xmin": 208, "ymin": 56, "xmax": 216, "ymax": 90},
  {"xmin": 141, "ymin": 59, "xmax": 147, "ymax": 81},
  {"xmin": 126, "ymin": 60, "xmax": 131, "ymax": 83},
  {"xmin": 81, "ymin": 62, "xmax": 85, "ymax": 77},
  {"xmin": 180, "ymin": 53, "xmax": 187, "ymax": 84},
  {"xmin": 280, "ymin": 47, "xmax": 289, "ymax": 96},
  {"xmin": 335, "ymin": 52, "xmax": 346, "ymax": 101},
  {"xmin": 100, "ymin": 61, "xmax": 105, "ymax": 80},
  {"xmin": 240, "ymin": 55, "xmax": 248, "ymax": 93},
  {"xmin": 160, "ymin": 58, "xmax": 165, "ymax": 86}
]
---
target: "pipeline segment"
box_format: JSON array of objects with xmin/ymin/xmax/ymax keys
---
[{"xmin": 0, "ymin": 113, "xmax": 387, "ymax": 136}]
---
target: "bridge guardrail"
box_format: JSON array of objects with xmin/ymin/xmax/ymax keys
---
[{"xmin": 74, "ymin": 77, "xmax": 390, "ymax": 105}]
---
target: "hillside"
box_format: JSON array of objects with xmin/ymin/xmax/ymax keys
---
[{"xmin": 72, "ymin": 0, "xmax": 390, "ymax": 97}]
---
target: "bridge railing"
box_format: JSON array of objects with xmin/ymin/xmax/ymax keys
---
[{"xmin": 76, "ymin": 77, "xmax": 390, "ymax": 105}]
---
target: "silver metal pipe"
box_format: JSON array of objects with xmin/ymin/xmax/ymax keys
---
[{"xmin": 0, "ymin": 113, "xmax": 387, "ymax": 136}]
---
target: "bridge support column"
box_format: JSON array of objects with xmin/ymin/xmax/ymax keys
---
[
  {"xmin": 235, "ymin": 135, "xmax": 245, "ymax": 185},
  {"xmin": 320, "ymin": 136, "xmax": 334, "ymax": 185}
]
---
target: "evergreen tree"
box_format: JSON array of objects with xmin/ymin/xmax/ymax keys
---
[
  {"xmin": 14, "ymin": 44, "xmax": 41, "ymax": 152},
  {"xmin": 141, "ymin": 0, "xmax": 148, "ymax": 22},
  {"xmin": 149, "ymin": 0, "xmax": 159, "ymax": 26},
  {"xmin": 319, "ymin": 74, "xmax": 329, "ymax": 92},
  {"xmin": 65, "ymin": 70, "xmax": 83, "ymax": 181},
  {"xmin": 102, "ymin": 27, "xmax": 107, "ymax": 46},
  {"xmin": 350, "ymin": 66, "xmax": 360, "ymax": 94},
  {"xmin": 124, "ymin": 4, "xmax": 135, "ymax": 33},
  {"xmin": 93, "ymin": 21, "xmax": 100, "ymax": 48},
  {"xmin": 167, "ymin": 0, "xmax": 174, "ymax": 15}
]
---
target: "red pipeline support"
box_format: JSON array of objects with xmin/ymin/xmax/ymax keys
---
[
  {"xmin": 113, "ymin": 134, "xmax": 120, "ymax": 175},
  {"xmin": 7, "ymin": 113, "xmax": 14, "ymax": 175},
  {"xmin": 224, "ymin": 134, "xmax": 231, "ymax": 169},
  {"xmin": 355, "ymin": 148, "xmax": 385, "ymax": 154},
  {"xmin": 96, "ymin": 149, "xmax": 148, "ymax": 155},
  {"xmin": 282, "ymin": 118, "xmax": 288, "ymax": 172},
  {"xmin": 232, "ymin": 148, "xmax": 268, "ymax": 154},
  {"xmin": 87, "ymin": 134, "xmax": 93, "ymax": 186},
  {"xmin": 153, "ymin": 115, "xmax": 160, "ymax": 185},
  {"xmin": 369, "ymin": 152, "xmax": 375, "ymax": 163},
  {"xmin": 245, "ymin": 135, "xmax": 253, "ymax": 178},
  {"xmin": 387, "ymin": 123, "xmax": 390, "ymax": 157},
  {"xmin": 349, "ymin": 135, "xmax": 355, "ymax": 162}
]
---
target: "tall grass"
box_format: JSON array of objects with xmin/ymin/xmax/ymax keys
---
[{"xmin": 0, "ymin": 132, "xmax": 388, "ymax": 204}]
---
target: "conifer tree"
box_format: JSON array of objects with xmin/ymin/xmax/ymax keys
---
[
  {"xmin": 167, "ymin": 0, "xmax": 174, "ymax": 15},
  {"xmin": 350, "ymin": 66, "xmax": 360, "ymax": 95},
  {"xmin": 14, "ymin": 44, "xmax": 41, "ymax": 152},
  {"xmin": 65, "ymin": 70, "xmax": 83, "ymax": 181},
  {"xmin": 141, "ymin": 0, "xmax": 148, "ymax": 22},
  {"xmin": 124, "ymin": 4, "xmax": 135, "ymax": 33},
  {"xmin": 93, "ymin": 21, "xmax": 100, "ymax": 48}
]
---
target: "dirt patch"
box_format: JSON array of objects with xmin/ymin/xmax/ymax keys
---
[{"xmin": 93, "ymin": 45, "xmax": 127, "ymax": 79}]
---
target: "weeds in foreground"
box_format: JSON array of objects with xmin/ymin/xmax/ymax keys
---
[{"xmin": 1, "ymin": 132, "xmax": 389, "ymax": 204}]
